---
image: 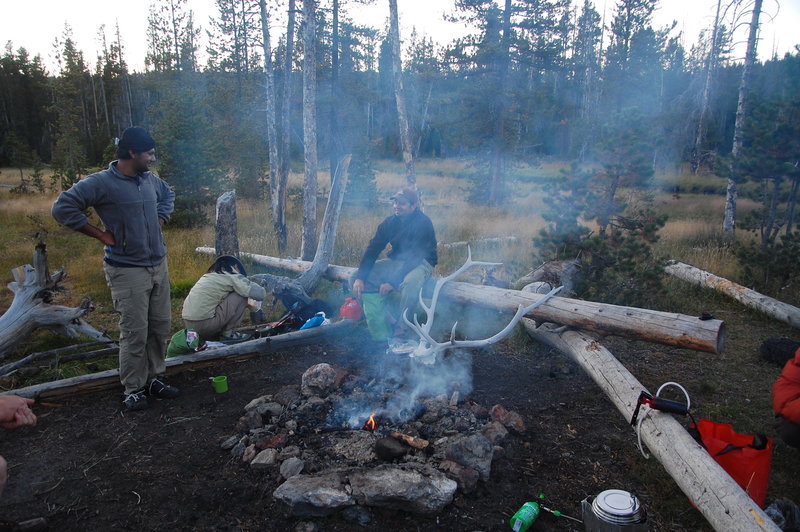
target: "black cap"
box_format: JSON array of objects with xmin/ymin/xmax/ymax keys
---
[{"xmin": 118, "ymin": 126, "xmax": 155, "ymax": 153}]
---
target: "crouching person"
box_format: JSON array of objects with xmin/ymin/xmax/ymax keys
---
[
  {"xmin": 51, "ymin": 126, "xmax": 179, "ymax": 412},
  {"xmin": 182, "ymin": 256, "xmax": 266, "ymax": 342},
  {"xmin": 773, "ymin": 347, "xmax": 800, "ymax": 449}
]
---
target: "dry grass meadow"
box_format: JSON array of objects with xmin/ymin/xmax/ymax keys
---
[{"xmin": 0, "ymin": 160, "xmax": 785, "ymax": 365}]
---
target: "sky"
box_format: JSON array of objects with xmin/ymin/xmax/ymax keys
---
[{"xmin": 1, "ymin": 0, "xmax": 797, "ymax": 73}]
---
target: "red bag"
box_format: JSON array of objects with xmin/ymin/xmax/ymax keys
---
[
  {"xmin": 692, "ymin": 419, "xmax": 772, "ymax": 508},
  {"xmin": 340, "ymin": 297, "xmax": 363, "ymax": 320}
]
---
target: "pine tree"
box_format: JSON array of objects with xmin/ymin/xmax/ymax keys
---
[{"xmin": 51, "ymin": 26, "xmax": 90, "ymax": 190}]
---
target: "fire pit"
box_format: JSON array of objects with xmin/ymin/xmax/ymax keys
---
[{"xmin": 219, "ymin": 350, "xmax": 527, "ymax": 517}]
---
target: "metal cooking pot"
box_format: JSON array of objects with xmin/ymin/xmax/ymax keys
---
[{"xmin": 581, "ymin": 489, "xmax": 648, "ymax": 531}]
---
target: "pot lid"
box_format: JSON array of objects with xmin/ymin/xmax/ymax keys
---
[{"xmin": 593, "ymin": 489, "xmax": 641, "ymax": 516}]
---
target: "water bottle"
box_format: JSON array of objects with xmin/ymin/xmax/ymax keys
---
[{"xmin": 509, "ymin": 501, "xmax": 540, "ymax": 532}]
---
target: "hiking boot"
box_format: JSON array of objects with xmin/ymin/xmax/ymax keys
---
[
  {"xmin": 147, "ymin": 378, "xmax": 180, "ymax": 399},
  {"xmin": 220, "ymin": 330, "xmax": 252, "ymax": 342},
  {"xmin": 123, "ymin": 389, "xmax": 149, "ymax": 411}
]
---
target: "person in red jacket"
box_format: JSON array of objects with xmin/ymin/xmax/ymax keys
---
[{"xmin": 772, "ymin": 347, "xmax": 800, "ymax": 449}]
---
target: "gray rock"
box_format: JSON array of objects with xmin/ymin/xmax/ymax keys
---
[
  {"xmin": 349, "ymin": 463, "xmax": 457, "ymax": 514},
  {"xmin": 257, "ymin": 401, "xmax": 285, "ymax": 418},
  {"xmin": 439, "ymin": 459, "xmax": 480, "ymax": 493},
  {"xmin": 280, "ymin": 457, "xmax": 305, "ymax": 479},
  {"xmin": 244, "ymin": 395, "xmax": 273, "ymax": 411},
  {"xmin": 274, "ymin": 385, "xmax": 301, "ymax": 406},
  {"xmin": 242, "ymin": 444, "xmax": 257, "ymax": 463},
  {"xmin": 278, "ymin": 445, "xmax": 302, "ymax": 460},
  {"xmin": 251, "ymin": 448, "xmax": 278, "ymax": 470},
  {"xmin": 220, "ymin": 435, "xmax": 240, "ymax": 450},
  {"xmin": 273, "ymin": 471, "xmax": 355, "ymax": 517},
  {"xmin": 481, "ymin": 420, "xmax": 509, "ymax": 444},
  {"xmin": 230, "ymin": 440, "xmax": 246, "ymax": 458},
  {"xmin": 301, "ymin": 363, "xmax": 338, "ymax": 397},
  {"xmin": 441, "ymin": 432, "xmax": 494, "ymax": 481}
]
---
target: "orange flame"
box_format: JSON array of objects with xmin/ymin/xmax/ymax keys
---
[{"xmin": 363, "ymin": 413, "xmax": 377, "ymax": 431}]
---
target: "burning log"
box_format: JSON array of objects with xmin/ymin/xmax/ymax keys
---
[
  {"xmin": 522, "ymin": 319, "xmax": 778, "ymax": 532},
  {"xmin": 200, "ymin": 252, "xmax": 727, "ymax": 354},
  {"xmin": 390, "ymin": 431, "xmax": 430, "ymax": 450},
  {"xmin": 665, "ymin": 260, "xmax": 800, "ymax": 329}
]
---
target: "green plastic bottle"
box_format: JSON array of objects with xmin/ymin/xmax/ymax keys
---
[{"xmin": 509, "ymin": 501, "xmax": 540, "ymax": 532}]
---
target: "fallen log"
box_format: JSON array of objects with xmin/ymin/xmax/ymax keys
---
[
  {"xmin": 199, "ymin": 250, "xmax": 726, "ymax": 354},
  {"xmin": 0, "ymin": 237, "xmax": 111, "ymax": 359},
  {"xmin": 665, "ymin": 260, "xmax": 800, "ymax": 329},
  {"xmin": 1, "ymin": 320, "xmax": 357, "ymax": 401},
  {"xmin": 522, "ymin": 319, "xmax": 777, "ymax": 532},
  {"xmin": 0, "ymin": 340, "xmax": 117, "ymax": 376}
]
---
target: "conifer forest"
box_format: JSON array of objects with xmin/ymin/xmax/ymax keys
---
[{"xmin": 0, "ymin": 0, "xmax": 798, "ymax": 212}]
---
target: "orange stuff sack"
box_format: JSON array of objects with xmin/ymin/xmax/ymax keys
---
[{"xmin": 693, "ymin": 419, "xmax": 772, "ymax": 508}]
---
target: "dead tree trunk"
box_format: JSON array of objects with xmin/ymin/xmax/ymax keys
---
[
  {"xmin": 198, "ymin": 253, "xmax": 726, "ymax": 354},
  {"xmin": 215, "ymin": 190, "xmax": 239, "ymax": 256},
  {"xmin": 665, "ymin": 260, "xmax": 800, "ymax": 329},
  {"xmin": 0, "ymin": 238, "xmax": 112, "ymax": 359},
  {"xmin": 301, "ymin": 0, "xmax": 319, "ymax": 260},
  {"xmin": 247, "ymin": 156, "xmax": 351, "ymax": 308},
  {"xmin": 388, "ymin": 0, "xmax": 415, "ymax": 184},
  {"xmin": 723, "ymin": 0, "xmax": 762, "ymax": 236},
  {"xmin": 522, "ymin": 320, "xmax": 778, "ymax": 532}
]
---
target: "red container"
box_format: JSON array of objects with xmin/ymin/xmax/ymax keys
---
[
  {"xmin": 693, "ymin": 419, "xmax": 772, "ymax": 508},
  {"xmin": 340, "ymin": 297, "xmax": 363, "ymax": 320}
]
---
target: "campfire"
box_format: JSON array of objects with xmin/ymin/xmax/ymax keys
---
[
  {"xmin": 218, "ymin": 253, "xmax": 549, "ymax": 517},
  {"xmin": 220, "ymin": 353, "xmax": 528, "ymax": 518},
  {"xmin": 362, "ymin": 413, "xmax": 377, "ymax": 431}
]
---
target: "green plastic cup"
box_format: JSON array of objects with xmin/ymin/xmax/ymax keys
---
[{"xmin": 211, "ymin": 375, "xmax": 228, "ymax": 393}]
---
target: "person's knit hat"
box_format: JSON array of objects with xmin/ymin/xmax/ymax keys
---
[
  {"xmin": 390, "ymin": 187, "xmax": 419, "ymax": 205},
  {"xmin": 118, "ymin": 126, "xmax": 155, "ymax": 153}
]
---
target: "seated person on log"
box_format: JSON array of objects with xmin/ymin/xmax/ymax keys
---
[
  {"xmin": 351, "ymin": 187, "xmax": 438, "ymax": 340},
  {"xmin": 773, "ymin": 346, "xmax": 800, "ymax": 449},
  {"xmin": 0, "ymin": 395, "xmax": 36, "ymax": 499},
  {"xmin": 182, "ymin": 256, "xmax": 266, "ymax": 342}
]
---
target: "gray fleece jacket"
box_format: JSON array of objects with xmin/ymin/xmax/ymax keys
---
[{"xmin": 52, "ymin": 161, "xmax": 175, "ymax": 267}]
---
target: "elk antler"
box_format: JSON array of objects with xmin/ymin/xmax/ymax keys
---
[{"xmin": 402, "ymin": 247, "xmax": 563, "ymax": 365}]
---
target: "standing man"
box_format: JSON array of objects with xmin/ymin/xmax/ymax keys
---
[
  {"xmin": 352, "ymin": 187, "xmax": 437, "ymax": 339},
  {"xmin": 52, "ymin": 126, "xmax": 178, "ymax": 411}
]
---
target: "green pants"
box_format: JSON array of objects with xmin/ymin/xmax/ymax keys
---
[
  {"xmin": 103, "ymin": 260, "xmax": 172, "ymax": 394},
  {"xmin": 356, "ymin": 259, "xmax": 433, "ymax": 340}
]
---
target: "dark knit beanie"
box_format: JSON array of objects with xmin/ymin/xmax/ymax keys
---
[{"xmin": 118, "ymin": 126, "xmax": 155, "ymax": 153}]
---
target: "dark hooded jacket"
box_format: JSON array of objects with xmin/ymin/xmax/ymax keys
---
[{"xmin": 355, "ymin": 208, "xmax": 437, "ymax": 288}]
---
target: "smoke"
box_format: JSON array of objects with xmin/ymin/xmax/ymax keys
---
[{"xmin": 327, "ymin": 349, "xmax": 474, "ymax": 428}]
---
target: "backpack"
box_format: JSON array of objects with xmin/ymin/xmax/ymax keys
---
[{"xmin": 166, "ymin": 329, "xmax": 204, "ymax": 358}]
